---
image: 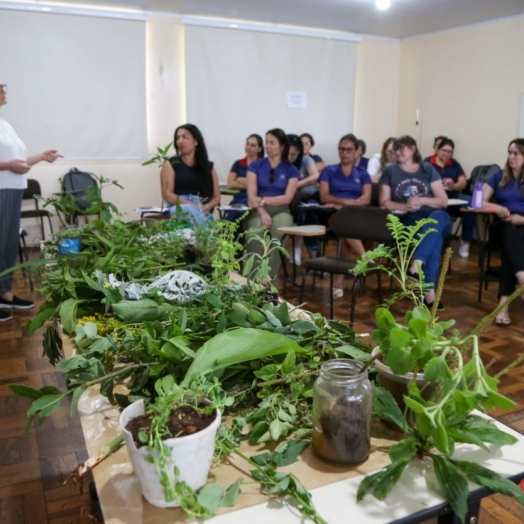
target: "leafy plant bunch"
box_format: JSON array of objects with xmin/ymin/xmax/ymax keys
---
[
  {"xmin": 15, "ymin": 295, "xmax": 365, "ymax": 523},
  {"xmin": 353, "ymin": 214, "xmax": 524, "ymax": 522},
  {"xmin": 40, "ymin": 173, "xmax": 123, "ymax": 229}
]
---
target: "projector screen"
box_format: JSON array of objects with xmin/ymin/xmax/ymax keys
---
[
  {"xmin": 0, "ymin": 9, "xmax": 147, "ymax": 159},
  {"xmin": 184, "ymin": 24, "xmax": 359, "ymax": 180}
]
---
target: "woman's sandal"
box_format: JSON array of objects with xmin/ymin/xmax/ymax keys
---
[{"xmin": 495, "ymin": 310, "xmax": 511, "ymax": 327}]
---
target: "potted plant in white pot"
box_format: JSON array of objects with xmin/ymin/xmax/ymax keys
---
[
  {"xmin": 352, "ymin": 215, "xmax": 524, "ymax": 522},
  {"xmin": 120, "ymin": 375, "xmax": 223, "ymax": 509}
]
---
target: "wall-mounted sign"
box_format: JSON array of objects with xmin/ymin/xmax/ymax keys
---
[{"xmin": 286, "ymin": 91, "xmax": 307, "ymax": 109}]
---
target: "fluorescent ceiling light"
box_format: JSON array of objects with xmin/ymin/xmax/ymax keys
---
[
  {"xmin": 0, "ymin": 0, "xmax": 149, "ymax": 20},
  {"xmin": 376, "ymin": 0, "xmax": 391, "ymax": 10},
  {"xmin": 182, "ymin": 15, "xmax": 362, "ymax": 42}
]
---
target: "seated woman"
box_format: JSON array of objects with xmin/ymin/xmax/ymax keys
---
[
  {"xmin": 380, "ymin": 135, "xmax": 451, "ymax": 310},
  {"xmin": 225, "ymin": 134, "xmax": 264, "ymax": 222},
  {"xmin": 367, "ymin": 137, "xmax": 396, "ymax": 183},
  {"xmin": 355, "ymin": 139, "xmax": 369, "ymax": 172},
  {"xmin": 287, "ymin": 134, "xmax": 321, "ymax": 264},
  {"xmin": 160, "ymin": 124, "xmax": 220, "ymax": 226},
  {"xmin": 426, "ymin": 137, "xmax": 475, "ymax": 258},
  {"xmin": 482, "ymin": 138, "xmax": 524, "ymax": 327},
  {"xmin": 245, "ymin": 129, "xmax": 299, "ymax": 280},
  {"xmin": 300, "ymin": 133, "xmax": 326, "ymax": 173},
  {"xmin": 319, "ymin": 133, "xmax": 372, "ymax": 297}
]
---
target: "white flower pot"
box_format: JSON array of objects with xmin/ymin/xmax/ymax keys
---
[{"xmin": 120, "ymin": 399, "xmax": 221, "ymax": 508}]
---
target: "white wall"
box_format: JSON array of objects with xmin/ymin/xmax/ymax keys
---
[
  {"xmin": 397, "ymin": 16, "xmax": 524, "ymax": 175},
  {"xmin": 19, "ymin": 15, "xmax": 184, "ymax": 243},
  {"xmin": 354, "ymin": 36, "xmax": 401, "ymax": 157}
]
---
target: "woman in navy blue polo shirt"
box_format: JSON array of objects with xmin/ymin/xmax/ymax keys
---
[
  {"xmin": 245, "ymin": 129, "xmax": 299, "ymax": 279},
  {"xmin": 225, "ymin": 134, "xmax": 264, "ymax": 222},
  {"xmin": 426, "ymin": 138, "xmax": 475, "ymax": 258},
  {"xmin": 482, "ymin": 138, "xmax": 524, "ymax": 326},
  {"xmin": 319, "ymin": 133, "xmax": 372, "ymax": 297}
]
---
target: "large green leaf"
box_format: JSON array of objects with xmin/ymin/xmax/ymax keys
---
[
  {"xmin": 9, "ymin": 384, "xmax": 45, "ymax": 400},
  {"xmin": 220, "ymin": 478, "xmax": 242, "ymax": 507},
  {"xmin": 27, "ymin": 394, "xmax": 63, "ymax": 419},
  {"xmin": 182, "ymin": 328, "xmax": 304, "ymax": 385},
  {"xmin": 334, "ymin": 345, "xmax": 371, "ymax": 362},
  {"xmin": 112, "ymin": 299, "xmax": 168, "ymax": 322},
  {"xmin": 59, "ymin": 298, "xmax": 79, "ymax": 335},
  {"xmin": 386, "ymin": 346, "xmax": 415, "ymax": 375},
  {"xmin": 357, "ymin": 459, "xmax": 411, "ymax": 501},
  {"xmin": 389, "ymin": 439, "xmax": 418, "ymax": 463},
  {"xmin": 462, "ymin": 416, "xmax": 518, "ymax": 446},
  {"xmin": 389, "ymin": 328, "xmax": 413, "ymax": 348},
  {"xmin": 431, "ymin": 455, "xmax": 468, "ymax": 523},
  {"xmin": 373, "ymin": 386, "xmax": 408, "ymax": 431},
  {"xmin": 424, "ymin": 356, "xmax": 452, "ymax": 382},
  {"xmin": 452, "ymin": 460, "xmax": 524, "ymax": 503}
]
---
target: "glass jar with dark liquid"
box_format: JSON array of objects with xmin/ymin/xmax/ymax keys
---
[{"xmin": 312, "ymin": 359, "xmax": 372, "ymax": 465}]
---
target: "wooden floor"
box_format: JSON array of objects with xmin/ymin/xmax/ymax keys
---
[{"xmin": 1, "ymin": 238, "xmax": 523, "ymax": 523}]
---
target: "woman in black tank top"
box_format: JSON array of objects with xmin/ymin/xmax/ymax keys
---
[{"xmin": 160, "ymin": 124, "xmax": 220, "ymax": 225}]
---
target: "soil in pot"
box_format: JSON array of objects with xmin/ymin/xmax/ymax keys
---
[
  {"xmin": 312, "ymin": 394, "xmax": 370, "ymax": 465},
  {"xmin": 126, "ymin": 405, "xmax": 217, "ymax": 448}
]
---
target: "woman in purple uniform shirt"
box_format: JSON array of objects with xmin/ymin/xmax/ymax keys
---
[
  {"xmin": 319, "ymin": 133, "xmax": 372, "ymax": 297},
  {"xmin": 482, "ymin": 138, "xmax": 524, "ymax": 326},
  {"xmin": 245, "ymin": 129, "xmax": 299, "ymax": 279}
]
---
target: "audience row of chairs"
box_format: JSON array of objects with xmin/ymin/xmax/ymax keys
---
[{"xmin": 19, "ymin": 166, "xmax": 504, "ymax": 325}]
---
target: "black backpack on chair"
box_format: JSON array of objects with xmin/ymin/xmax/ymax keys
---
[
  {"xmin": 62, "ymin": 168, "xmax": 98, "ymax": 211},
  {"xmin": 61, "ymin": 168, "xmax": 99, "ymax": 224},
  {"xmin": 466, "ymin": 164, "xmax": 500, "ymax": 194}
]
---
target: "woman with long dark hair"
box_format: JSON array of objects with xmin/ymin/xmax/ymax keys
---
[
  {"xmin": 160, "ymin": 124, "xmax": 220, "ymax": 225},
  {"xmin": 224, "ymin": 134, "xmax": 264, "ymax": 222},
  {"xmin": 379, "ymin": 135, "xmax": 451, "ymax": 309},
  {"xmin": 245, "ymin": 128, "xmax": 299, "ymax": 279},
  {"xmin": 482, "ymin": 138, "xmax": 524, "ymax": 326}
]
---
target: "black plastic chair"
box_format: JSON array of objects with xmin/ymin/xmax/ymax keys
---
[
  {"xmin": 299, "ymin": 206, "xmax": 393, "ymax": 322},
  {"xmin": 21, "ymin": 179, "xmax": 53, "ymax": 241}
]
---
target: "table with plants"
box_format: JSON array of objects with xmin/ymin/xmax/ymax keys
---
[{"xmin": 5, "ymin": 183, "xmax": 524, "ymax": 524}]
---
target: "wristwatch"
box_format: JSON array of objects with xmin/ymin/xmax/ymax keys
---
[{"xmin": 259, "ymin": 198, "xmax": 265, "ymax": 207}]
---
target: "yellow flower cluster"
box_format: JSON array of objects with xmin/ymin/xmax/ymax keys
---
[{"xmin": 78, "ymin": 314, "xmax": 123, "ymax": 336}]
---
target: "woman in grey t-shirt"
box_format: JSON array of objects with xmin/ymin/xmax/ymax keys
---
[{"xmin": 379, "ymin": 135, "xmax": 451, "ymax": 310}]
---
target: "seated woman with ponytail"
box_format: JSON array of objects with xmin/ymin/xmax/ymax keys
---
[
  {"xmin": 160, "ymin": 124, "xmax": 220, "ymax": 226},
  {"xmin": 245, "ymin": 128, "xmax": 299, "ymax": 279}
]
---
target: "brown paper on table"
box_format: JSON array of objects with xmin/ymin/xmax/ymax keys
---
[
  {"xmin": 67, "ymin": 278, "xmax": 390, "ymax": 523},
  {"xmin": 77, "ymin": 384, "xmax": 400, "ymax": 524}
]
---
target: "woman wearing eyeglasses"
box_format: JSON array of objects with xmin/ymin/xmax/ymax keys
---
[
  {"xmin": 367, "ymin": 137, "xmax": 396, "ymax": 183},
  {"xmin": 245, "ymin": 129, "xmax": 299, "ymax": 279},
  {"xmin": 380, "ymin": 135, "xmax": 451, "ymax": 310},
  {"xmin": 319, "ymin": 133, "xmax": 372, "ymax": 297},
  {"xmin": 425, "ymin": 137, "xmax": 474, "ymax": 258},
  {"xmin": 0, "ymin": 82, "xmax": 62, "ymax": 322},
  {"xmin": 161, "ymin": 123, "xmax": 220, "ymax": 226}
]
